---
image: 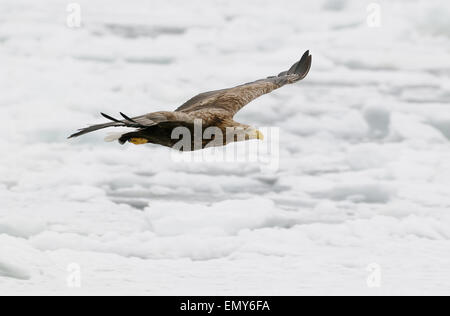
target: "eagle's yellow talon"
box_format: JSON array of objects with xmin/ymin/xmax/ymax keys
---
[{"xmin": 129, "ymin": 138, "xmax": 148, "ymax": 145}]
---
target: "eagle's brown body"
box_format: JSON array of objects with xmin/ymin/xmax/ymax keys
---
[
  {"xmin": 69, "ymin": 51, "xmax": 312, "ymax": 151},
  {"xmin": 116, "ymin": 114, "xmax": 242, "ymax": 149}
]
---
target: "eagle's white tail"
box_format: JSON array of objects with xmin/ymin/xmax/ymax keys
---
[{"xmin": 104, "ymin": 132, "xmax": 126, "ymax": 142}]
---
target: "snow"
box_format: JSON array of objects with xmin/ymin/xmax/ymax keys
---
[{"xmin": 1, "ymin": 0, "xmax": 450, "ymax": 295}]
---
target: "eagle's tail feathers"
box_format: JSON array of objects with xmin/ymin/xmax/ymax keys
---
[{"xmin": 104, "ymin": 131, "xmax": 127, "ymax": 142}]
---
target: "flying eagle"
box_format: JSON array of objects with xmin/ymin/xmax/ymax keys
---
[{"xmin": 69, "ymin": 50, "xmax": 312, "ymax": 151}]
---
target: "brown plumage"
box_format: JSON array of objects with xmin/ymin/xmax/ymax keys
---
[{"xmin": 68, "ymin": 50, "xmax": 312, "ymax": 151}]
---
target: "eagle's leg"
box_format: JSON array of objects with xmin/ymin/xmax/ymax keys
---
[
  {"xmin": 119, "ymin": 127, "xmax": 174, "ymax": 148},
  {"xmin": 129, "ymin": 138, "xmax": 148, "ymax": 145},
  {"xmin": 117, "ymin": 130, "xmax": 151, "ymax": 145}
]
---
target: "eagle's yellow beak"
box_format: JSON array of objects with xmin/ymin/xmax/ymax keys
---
[
  {"xmin": 256, "ymin": 130, "xmax": 264, "ymax": 141},
  {"xmin": 247, "ymin": 129, "xmax": 264, "ymax": 141}
]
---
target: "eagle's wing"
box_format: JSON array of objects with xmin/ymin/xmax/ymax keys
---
[
  {"xmin": 68, "ymin": 111, "xmax": 195, "ymax": 138},
  {"xmin": 175, "ymin": 50, "xmax": 312, "ymax": 117}
]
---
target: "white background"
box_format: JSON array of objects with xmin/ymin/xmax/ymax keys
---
[{"xmin": 1, "ymin": 0, "xmax": 450, "ymax": 295}]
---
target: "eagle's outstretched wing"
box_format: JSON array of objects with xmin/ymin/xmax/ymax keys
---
[
  {"xmin": 68, "ymin": 111, "xmax": 194, "ymax": 138},
  {"xmin": 175, "ymin": 50, "xmax": 312, "ymax": 117}
]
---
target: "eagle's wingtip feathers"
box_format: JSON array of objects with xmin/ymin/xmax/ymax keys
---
[
  {"xmin": 281, "ymin": 50, "xmax": 312, "ymax": 78},
  {"xmin": 68, "ymin": 132, "xmax": 80, "ymax": 139},
  {"xmin": 294, "ymin": 50, "xmax": 312, "ymax": 80}
]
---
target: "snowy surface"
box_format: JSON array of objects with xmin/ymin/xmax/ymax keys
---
[{"xmin": 1, "ymin": 0, "xmax": 450, "ymax": 295}]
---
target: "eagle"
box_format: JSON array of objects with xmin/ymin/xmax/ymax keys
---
[{"xmin": 69, "ymin": 50, "xmax": 312, "ymax": 151}]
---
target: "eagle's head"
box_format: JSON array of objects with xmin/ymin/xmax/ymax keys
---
[
  {"xmin": 245, "ymin": 127, "xmax": 264, "ymax": 141},
  {"xmin": 225, "ymin": 126, "xmax": 264, "ymax": 143}
]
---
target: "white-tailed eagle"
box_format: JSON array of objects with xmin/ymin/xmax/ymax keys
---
[{"xmin": 69, "ymin": 51, "xmax": 312, "ymax": 151}]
